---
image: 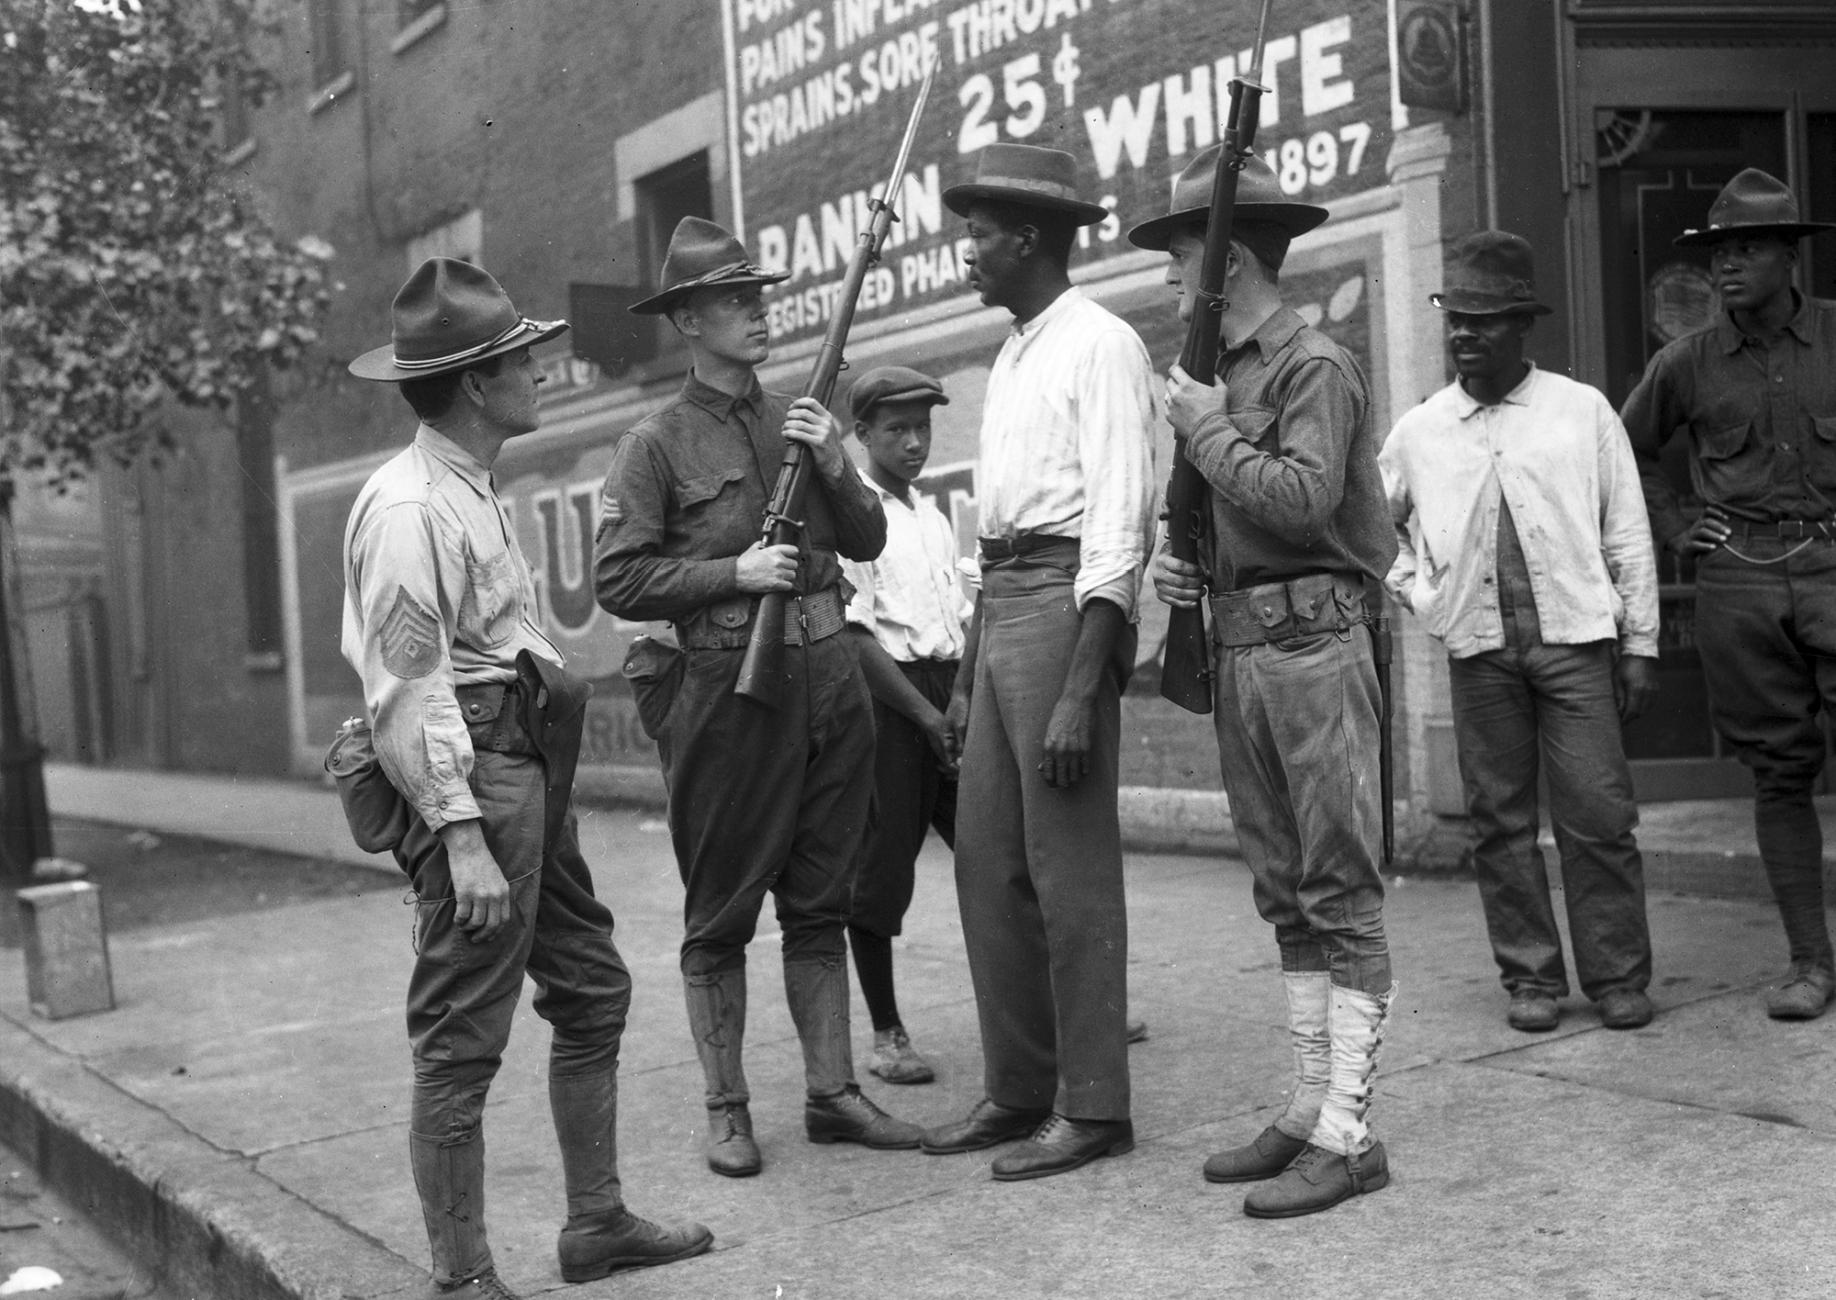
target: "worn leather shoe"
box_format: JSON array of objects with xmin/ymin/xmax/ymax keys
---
[
  {"xmin": 425, "ymin": 1270, "xmax": 520, "ymax": 1299},
  {"xmin": 558, "ymin": 1208, "xmax": 714, "ymax": 1282},
  {"xmin": 805, "ymin": 1084, "xmax": 924, "ymax": 1148},
  {"xmin": 920, "ymin": 1098, "xmax": 1052, "ymax": 1154},
  {"xmin": 705, "ymin": 1104, "xmax": 761, "ymax": 1178},
  {"xmin": 1598, "ymin": 988, "xmax": 1654, "ymax": 1030},
  {"xmin": 990, "ymin": 1113, "xmax": 1134, "ymax": 1182},
  {"xmin": 1202, "ymin": 1124, "xmax": 1309, "ymax": 1183},
  {"xmin": 1506, "ymin": 989, "xmax": 1559, "ymax": 1032},
  {"xmin": 1242, "ymin": 1140, "xmax": 1389, "ymax": 1218},
  {"xmin": 868, "ymin": 1026, "xmax": 936, "ymax": 1084},
  {"xmin": 1766, "ymin": 962, "xmax": 1836, "ymax": 1020}
]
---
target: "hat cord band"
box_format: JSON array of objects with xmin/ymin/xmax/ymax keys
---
[{"xmin": 392, "ymin": 318, "xmax": 537, "ymax": 372}]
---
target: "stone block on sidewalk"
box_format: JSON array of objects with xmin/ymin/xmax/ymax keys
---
[{"xmin": 15, "ymin": 881, "xmax": 115, "ymax": 1020}]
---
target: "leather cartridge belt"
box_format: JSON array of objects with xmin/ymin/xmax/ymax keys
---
[
  {"xmin": 1209, "ymin": 572, "xmax": 1365, "ymax": 649},
  {"xmin": 676, "ymin": 586, "xmax": 847, "ymax": 650},
  {"xmin": 1727, "ymin": 518, "xmax": 1836, "ymax": 541}
]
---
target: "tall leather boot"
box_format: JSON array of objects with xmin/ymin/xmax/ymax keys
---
[
  {"xmin": 785, "ymin": 956, "xmax": 923, "ymax": 1148},
  {"xmin": 1203, "ymin": 970, "xmax": 1331, "ymax": 1183},
  {"xmin": 550, "ymin": 1068, "xmax": 713, "ymax": 1281},
  {"xmin": 409, "ymin": 1129, "xmax": 501, "ymax": 1293},
  {"xmin": 1244, "ymin": 982, "xmax": 1395, "ymax": 1218},
  {"xmin": 683, "ymin": 969, "xmax": 760, "ymax": 1176}
]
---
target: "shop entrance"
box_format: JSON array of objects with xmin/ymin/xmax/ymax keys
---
[{"xmin": 1571, "ymin": 41, "xmax": 1836, "ymax": 799}]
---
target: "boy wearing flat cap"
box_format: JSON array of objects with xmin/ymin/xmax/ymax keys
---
[
  {"xmin": 593, "ymin": 217, "xmax": 922, "ymax": 1179},
  {"xmin": 342, "ymin": 259, "xmax": 710, "ymax": 1296},
  {"xmin": 1381, "ymin": 231, "xmax": 1659, "ymax": 1038},
  {"xmin": 1137, "ymin": 149, "xmax": 1396, "ymax": 1218},
  {"xmin": 919, "ymin": 144, "xmax": 1158, "ymax": 1182},
  {"xmin": 1621, "ymin": 169, "xmax": 1836, "ymax": 1020},
  {"xmin": 838, "ymin": 365, "xmax": 967, "ymax": 1087}
]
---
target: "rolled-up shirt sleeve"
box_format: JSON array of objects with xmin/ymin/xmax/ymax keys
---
[
  {"xmin": 1074, "ymin": 326, "xmax": 1159, "ymax": 616},
  {"xmin": 344, "ymin": 501, "xmax": 480, "ymax": 833}
]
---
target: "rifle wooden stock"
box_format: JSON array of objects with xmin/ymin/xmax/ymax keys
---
[
  {"xmin": 735, "ymin": 64, "xmax": 936, "ymax": 707},
  {"xmin": 1157, "ymin": 0, "xmax": 1275, "ymax": 714}
]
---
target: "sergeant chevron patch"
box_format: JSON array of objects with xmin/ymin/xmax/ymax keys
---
[{"xmin": 380, "ymin": 587, "xmax": 441, "ymax": 679}]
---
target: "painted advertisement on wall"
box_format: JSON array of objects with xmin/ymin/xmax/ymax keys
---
[{"xmin": 723, "ymin": 0, "xmax": 1394, "ymax": 345}]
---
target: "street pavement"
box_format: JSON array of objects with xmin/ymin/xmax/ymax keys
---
[{"xmin": 1, "ymin": 764, "xmax": 1833, "ymax": 1299}]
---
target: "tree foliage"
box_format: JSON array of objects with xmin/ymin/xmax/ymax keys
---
[{"xmin": 0, "ymin": 0, "xmax": 330, "ymax": 488}]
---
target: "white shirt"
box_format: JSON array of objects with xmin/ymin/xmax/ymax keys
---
[
  {"xmin": 1379, "ymin": 365, "xmax": 1659, "ymax": 659},
  {"xmin": 976, "ymin": 287, "xmax": 1159, "ymax": 616},
  {"xmin": 840, "ymin": 478, "xmax": 970, "ymax": 662}
]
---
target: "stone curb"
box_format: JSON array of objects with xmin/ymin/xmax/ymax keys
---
[{"xmin": 0, "ymin": 1018, "xmax": 421, "ymax": 1300}]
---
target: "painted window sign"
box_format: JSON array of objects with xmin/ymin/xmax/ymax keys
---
[{"xmin": 723, "ymin": 0, "xmax": 1394, "ymax": 345}]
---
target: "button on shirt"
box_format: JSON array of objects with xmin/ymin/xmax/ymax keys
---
[
  {"xmin": 594, "ymin": 371, "xmax": 886, "ymax": 623},
  {"xmin": 1186, "ymin": 306, "xmax": 1396, "ymax": 591},
  {"xmin": 1379, "ymin": 366, "xmax": 1659, "ymax": 659},
  {"xmin": 1622, "ymin": 294, "xmax": 1836, "ymax": 545},
  {"xmin": 341, "ymin": 425, "xmax": 564, "ymax": 832},
  {"xmin": 975, "ymin": 287, "xmax": 1158, "ymax": 617},
  {"xmin": 841, "ymin": 478, "xmax": 970, "ymax": 662}
]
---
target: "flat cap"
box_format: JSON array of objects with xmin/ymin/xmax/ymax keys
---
[{"xmin": 848, "ymin": 365, "xmax": 949, "ymax": 421}]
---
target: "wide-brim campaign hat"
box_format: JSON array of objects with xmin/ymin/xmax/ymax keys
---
[
  {"xmin": 350, "ymin": 258, "xmax": 567, "ymax": 382},
  {"xmin": 848, "ymin": 365, "xmax": 949, "ymax": 421},
  {"xmin": 628, "ymin": 216, "xmax": 790, "ymax": 315},
  {"xmin": 1429, "ymin": 230, "xmax": 1553, "ymax": 316},
  {"xmin": 1127, "ymin": 147, "xmax": 1329, "ymax": 251},
  {"xmin": 943, "ymin": 144, "xmax": 1108, "ymax": 226},
  {"xmin": 1674, "ymin": 168, "xmax": 1835, "ymax": 247}
]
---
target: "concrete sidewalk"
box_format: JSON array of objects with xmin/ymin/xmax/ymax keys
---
[{"xmin": 2, "ymin": 766, "xmax": 1834, "ymax": 1298}]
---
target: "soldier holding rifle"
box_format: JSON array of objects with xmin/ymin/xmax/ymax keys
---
[
  {"xmin": 1138, "ymin": 142, "xmax": 1397, "ymax": 1216},
  {"xmin": 593, "ymin": 215, "xmax": 922, "ymax": 1177}
]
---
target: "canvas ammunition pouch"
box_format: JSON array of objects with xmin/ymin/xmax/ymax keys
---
[
  {"xmin": 324, "ymin": 717, "xmax": 411, "ymax": 854},
  {"xmin": 1209, "ymin": 572, "xmax": 1365, "ymax": 649},
  {"xmin": 674, "ymin": 586, "xmax": 848, "ymax": 651}
]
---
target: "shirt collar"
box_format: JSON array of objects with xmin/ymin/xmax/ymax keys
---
[
  {"xmin": 1452, "ymin": 362, "xmax": 1538, "ymax": 419},
  {"xmin": 1008, "ymin": 285, "xmax": 1084, "ymax": 341},
  {"xmin": 413, "ymin": 425, "xmax": 493, "ymax": 495},
  {"xmin": 864, "ymin": 474, "xmax": 923, "ymax": 511},
  {"xmin": 1224, "ymin": 306, "xmax": 1307, "ymax": 366},
  {"xmin": 682, "ymin": 368, "xmax": 765, "ymax": 422},
  {"xmin": 1716, "ymin": 289, "xmax": 1815, "ymax": 353}
]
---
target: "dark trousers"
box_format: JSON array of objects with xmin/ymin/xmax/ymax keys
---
[
  {"xmin": 1448, "ymin": 624, "xmax": 1652, "ymax": 1001},
  {"xmin": 395, "ymin": 744, "xmax": 632, "ymax": 1142},
  {"xmin": 1695, "ymin": 538, "xmax": 1836, "ymax": 972},
  {"xmin": 655, "ymin": 636, "xmax": 877, "ymax": 977},
  {"xmin": 956, "ymin": 556, "xmax": 1131, "ymax": 1120},
  {"xmin": 851, "ymin": 658, "xmax": 959, "ymax": 937}
]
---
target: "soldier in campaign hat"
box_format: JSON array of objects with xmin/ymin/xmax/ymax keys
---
[
  {"xmin": 1381, "ymin": 231, "xmax": 1660, "ymax": 1042},
  {"xmin": 1622, "ymin": 168, "xmax": 1836, "ymax": 1021},
  {"xmin": 920, "ymin": 145, "xmax": 1160, "ymax": 1182},
  {"xmin": 342, "ymin": 258, "xmax": 711, "ymax": 1295},
  {"xmin": 595, "ymin": 217, "xmax": 924, "ymax": 1178},
  {"xmin": 1138, "ymin": 148, "xmax": 1398, "ymax": 1218}
]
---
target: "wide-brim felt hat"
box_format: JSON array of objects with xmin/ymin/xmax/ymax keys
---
[
  {"xmin": 1429, "ymin": 230, "xmax": 1553, "ymax": 316},
  {"xmin": 848, "ymin": 365, "xmax": 949, "ymax": 421},
  {"xmin": 628, "ymin": 216, "xmax": 790, "ymax": 315},
  {"xmin": 1674, "ymin": 168, "xmax": 1835, "ymax": 247},
  {"xmin": 943, "ymin": 144, "xmax": 1108, "ymax": 226},
  {"xmin": 1127, "ymin": 147, "xmax": 1329, "ymax": 251},
  {"xmin": 349, "ymin": 257, "xmax": 567, "ymax": 382}
]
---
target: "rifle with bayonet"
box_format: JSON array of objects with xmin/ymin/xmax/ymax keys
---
[
  {"xmin": 734, "ymin": 60, "xmax": 938, "ymax": 707},
  {"xmin": 1157, "ymin": 0, "xmax": 1276, "ymax": 714}
]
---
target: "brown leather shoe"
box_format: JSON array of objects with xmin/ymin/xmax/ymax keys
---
[
  {"xmin": 990, "ymin": 1113, "xmax": 1134, "ymax": 1182},
  {"xmin": 705, "ymin": 1104, "xmax": 761, "ymax": 1178},
  {"xmin": 920, "ymin": 1098, "xmax": 1052, "ymax": 1154},
  {"xmin": 1766, "ymin": 962, "xmax": 1835, "ymax": 1020},
  {"xmin": 558, "ymin": 1208, "xmax": 713, "ymax": 1282},
  {"xmin": 868, "ymin": 1026, "xmax": 936, "ymax": 1084},
  {"xmin": 425, "ymin": 1270, "xmax": 521, "ymax": 1299},
  {"xmin": 804, "ymin": 1084, "xmax": 923, "ymax": 1148},
  {"xmin": 1507, "ymin": 989, "xmax": 1559, "ymax": 1032},
  {"xmin": 1202, "ymin": 1124, "xmax": 1309, "ymax": 1183},
  {"xmin": 1242, "ymin": 1140, "xmax": 1389, "ymax": 1218}
]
